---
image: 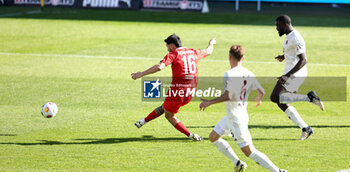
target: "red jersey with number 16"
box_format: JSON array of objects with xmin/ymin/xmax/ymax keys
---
[{"xmin": 161, "ymin": 47, "xmax": 208, "ymax": 85}]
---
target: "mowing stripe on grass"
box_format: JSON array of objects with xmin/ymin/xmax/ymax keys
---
[
  {"xmin": 0, "ymin": 10, "xmax": 41, "ymax": 17},
  {"xmin": 0, "ymin": 12, "xmax": 22, "ymax": 17},
  {"xmin": 0, "ymin": 52, "xmax": 349, "ymax": 67}
]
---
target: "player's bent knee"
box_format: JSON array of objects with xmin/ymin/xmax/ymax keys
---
[
  {"xmin": 209, "ymin": 130, "xmax": 220, "ymax": 143},
  {"xmin": 164, "ymin": 110, "xmax": 174, "ymax": 119},
  {"xmin": 277, "ymin": 103, "xmax": 289, "ymax": 112},
  {"xmin": 270, "ymin": 94, "xmax": 279, "ymax": 103},
  {"xmin": 243, "ymin": 151, "xmax": 251, "ymax": 157},
  {"xmin": 164, "ymin": 113, "xmax": 173, "ymax": 119},
  {"xmin": 240, "ymin": 144, "xmax": 254, "ymax": 157}
]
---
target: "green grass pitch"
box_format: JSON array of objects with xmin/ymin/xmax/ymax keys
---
[{"xmin": 0, "ymin": 6, "xmax": 350, "ymax": 171}]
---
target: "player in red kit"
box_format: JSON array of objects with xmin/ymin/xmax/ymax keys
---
[{"xmin": 131, "ymin": 34, "xmax": 216, "ymax": 141}]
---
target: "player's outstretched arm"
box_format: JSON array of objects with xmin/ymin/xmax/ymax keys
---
[
  {"xmin": 199, "ymin": 90, "xmax": 230, "ymax": 111},
  {"xmin": 131, "ymin": 62, "xmax": 166, "ymax": 80},
  {"xmin": 204, "ymin": 38, "xmax": 216, "ymax": 55}
]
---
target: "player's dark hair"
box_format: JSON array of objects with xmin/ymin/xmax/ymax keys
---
[
  {"xmin": 229, "ymin": 45, "xmax": 244, "ymax": 61},
  {"xmin": 276, "ymin": 15, "xmax": 292, "ymax": 25},
  {"xmin": 164, "ymin": 34, "xmax": 182, "ymax": 48}
]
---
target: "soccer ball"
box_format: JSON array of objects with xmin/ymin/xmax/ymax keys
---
[{"xmin": 41, "ymin": 102, "xmax": 58, "ymax": 118}]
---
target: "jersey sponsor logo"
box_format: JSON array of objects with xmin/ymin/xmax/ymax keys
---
[
  {"xmin": 143, "ymin": 0, "xmax": 202, "ymax": 10},
  {"xmin": 14, "ymin": 0, "xmax": 74, "ymax": 5},
  {"xmin": 83, "ymin": 0, "xmax": 131, "ymax": 8},
  {"xmin": 143, "ymin": 79, "xmax": 161, "ymax": 98},
  {"xmin": 177, "ymin": 50, "xmax": 195, "ymax": 55}
]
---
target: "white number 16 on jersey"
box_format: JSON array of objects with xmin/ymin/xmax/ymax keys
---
[{"xmin": 181, "ymin": 55, "xmax": 196, "ymax": 74}]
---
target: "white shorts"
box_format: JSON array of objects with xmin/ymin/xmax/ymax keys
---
[
  {"xmin": 213, "ymin": 116, "xmax": 252, "ymax": 148},
  {"xmin": 283, "ymin": 75, "xmax": 306, "ymax": 93}
]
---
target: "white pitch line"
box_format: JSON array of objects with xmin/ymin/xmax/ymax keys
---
[
  {"xmin": 26, "ymin": 10, "xmax": 42, "ymax": 14},
  {"xmin": 0, "ymin": 52, "xmax": 349, "ymax": 67},
  {"xmin": 338, "ymin": 168, "xmax": 350, "ymax": 172},
  {"xmin": 203, "ymin": 59, "xmax": 278, "ymax": 65}
]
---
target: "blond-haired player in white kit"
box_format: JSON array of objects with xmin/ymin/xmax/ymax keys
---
[
  {"xmin": 200, "ymin": 45, "xmax": 287, "ymax": 172},
  {"xmin": 271, "ymin": 15, "xmax": 324, "ymax": 140}
]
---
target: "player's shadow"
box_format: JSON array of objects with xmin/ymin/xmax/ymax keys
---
[
  {"xmin": 0, "ymin": 134, "xmax": 17, "ymax": 136},
  {"xmin": 0, "ymin": 135, "xmax": 200, "ymax": 146},
  {"xmin": 187, "ymin": 125, "xmax": 350, "ymax": 129}
]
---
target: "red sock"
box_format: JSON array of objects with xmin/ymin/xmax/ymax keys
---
[
  {"xmin": 144, "ymin": 110, "xmax": 159, "ymax": 122},
  {"xmin": 174, "ymin": 122, "xmax": 191, "ymax": 137}
]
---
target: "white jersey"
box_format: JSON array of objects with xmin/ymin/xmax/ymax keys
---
[
  {"xmin": 283, "ymin": 29, "xmax": 307, "ymax": 77},
  {"xmin": 223, "ymin": 65, "xmax": 264, "ymax": 122}
]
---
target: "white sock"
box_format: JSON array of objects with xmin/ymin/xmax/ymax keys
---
[
  {"xmin": 279, "ymin": 93, "xmax": 310, "ymax": 104},
  {"xmin": 249, "ymin": 150, "xmax": 279, "ymax": 172},
  {"xmin": 213, "ymin": 138, "xmax": 239, "ymax": 165},
  {"xmin": 140, "ymin": 118, "xmax": 146, "ymax": 124},
  {"xmin": 285, "ymin": 106, "xmax": 308, "ymax": 129}
]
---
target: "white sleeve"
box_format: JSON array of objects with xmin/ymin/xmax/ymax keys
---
[
  {"xmin": 250, "ymin": 73, "xmax": 264, "ymax": 93},
  {"xmin": 293, "ymin": 36, "xmax": 305, "ymax": 55}
]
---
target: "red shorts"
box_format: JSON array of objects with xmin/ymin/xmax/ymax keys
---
[{"xmin": 163, "ymin": 87, "xmax": 193, "ymax": 114}]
